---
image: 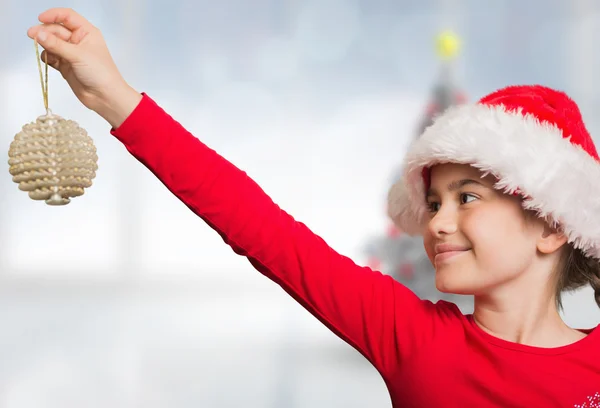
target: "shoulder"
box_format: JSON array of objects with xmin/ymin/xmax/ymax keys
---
[{"xmin": 413, "ymin": 298, "xmax": 469, "ymax": 338}]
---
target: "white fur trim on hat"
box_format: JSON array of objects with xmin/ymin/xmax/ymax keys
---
[{"xmin": 387, "ymin": 103, "xmax": 600, "ymax": 260}]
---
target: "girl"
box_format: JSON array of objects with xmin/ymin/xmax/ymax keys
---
[{"xmin": 28, "ymin": 8, "xmax": 600, "ymax": 407}]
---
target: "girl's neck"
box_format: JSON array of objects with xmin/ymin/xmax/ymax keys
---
[{"xmin": 472, "ymin": 292, "xmax": 586, "ymax": 348}]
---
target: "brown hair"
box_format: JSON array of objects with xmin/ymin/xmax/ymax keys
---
[{"xmin": 556, "ymin": 245, "xmax": 600, "ymax": 310}]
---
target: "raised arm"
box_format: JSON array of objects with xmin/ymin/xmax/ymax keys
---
[
  {"xmin": 110, "ymin": 93, "xmax": 437, "ymax": 374},
  {"xmin": 27, "ymin": 8, "xmax": 441, "ymax": 379}
]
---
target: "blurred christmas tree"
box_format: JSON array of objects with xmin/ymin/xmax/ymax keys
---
[{"xmin": 363, "ymin": 31, "xmax": 472, "ymax": 310}]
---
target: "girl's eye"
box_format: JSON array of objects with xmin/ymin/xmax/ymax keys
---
[
  {"xmin": 428, "ymin": 194, "xmax": 477, "ymax": 212},
  {"xmin": 460, "ymin": 193, "xmax": 477, "ymax": 204},
  {"xmin": 427, "ymin": 201, "xmax": 441, "ymax": 213}
]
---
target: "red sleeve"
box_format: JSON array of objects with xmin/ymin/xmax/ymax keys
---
[{"xmin": 110, "ymin": 93, "xmax": 438, "ymax": 377}]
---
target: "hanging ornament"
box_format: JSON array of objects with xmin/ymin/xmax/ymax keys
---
[{"xmin": 7, "ymin": 40, "xmax": 98, "ymax": 206}]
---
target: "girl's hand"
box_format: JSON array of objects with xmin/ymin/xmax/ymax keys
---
[{"xmin": 27, "ymin": 8, "xmax": 142, "ymax": 127}]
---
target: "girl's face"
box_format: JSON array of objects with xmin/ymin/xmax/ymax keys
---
[{"xmin": 423, "ymin": 163, "xmax": 548, "ymax": 295}]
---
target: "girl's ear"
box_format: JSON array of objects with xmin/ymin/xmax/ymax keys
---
[{"xmin": 537, "ymin": 223, "xmax": 568, "ymax": 255}]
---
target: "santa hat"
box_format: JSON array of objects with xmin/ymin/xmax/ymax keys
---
[{"xmin": 387, "ymin": 84, "xmax": 600, "ymax": 260}]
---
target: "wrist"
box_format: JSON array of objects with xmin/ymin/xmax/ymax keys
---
[{"xmin": 93, "ymin": 82, "xmax": 143, "ymax": 129}]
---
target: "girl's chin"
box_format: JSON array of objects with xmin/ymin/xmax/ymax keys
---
[{"xmin": 435, "ymin": 271, "xmax": 480, "ymax": 295}]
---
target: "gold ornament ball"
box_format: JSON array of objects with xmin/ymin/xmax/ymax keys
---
[
  {"xmin": 8, "ymin": 112, "xmax": 98, "ymax": 205},
  {"xmin": 436, "ymin": 31, "xmax": 461, "ymax": 60}
]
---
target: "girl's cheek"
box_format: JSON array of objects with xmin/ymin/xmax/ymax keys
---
[
  {"xmin": 422, "ymin": 232, "xmax": 436, "ymax": 260},
  {"xmin": 463, "ymin": 207, "xmax": 506, "ymax": 245}
]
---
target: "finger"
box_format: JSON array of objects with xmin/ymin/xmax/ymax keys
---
[
  {"xmin": 35, "ymin": 29, "xmax": 77, "ymax": 62},
  {"xmin": 38, "ymin": 8, "xmax": 93, "ymax": 32},
  {"xmin": 40, "ymin": 50, "xmax": 61, "ymax": 70},
  {"xmin": 28, "ymin": 23, "xmax": 73, "ymax": 43}
]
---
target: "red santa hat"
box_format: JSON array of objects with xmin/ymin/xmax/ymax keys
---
[{"xmin": 387, "ymin": 84, "xmax": 600, "ymax": 260}]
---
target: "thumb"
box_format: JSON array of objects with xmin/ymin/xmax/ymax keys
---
[{"xmin": 36, "ymin": 29, "xmax": 77, "ymax": 62}]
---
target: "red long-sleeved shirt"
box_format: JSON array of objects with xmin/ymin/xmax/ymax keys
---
[{"xmin": 111, "ymin": 94, "xmax": 600, "ymax": 407}]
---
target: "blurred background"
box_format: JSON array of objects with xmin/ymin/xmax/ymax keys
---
[{"xmin": 1, "ymin": 0, "xmax": 599, "ymax": 406}]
